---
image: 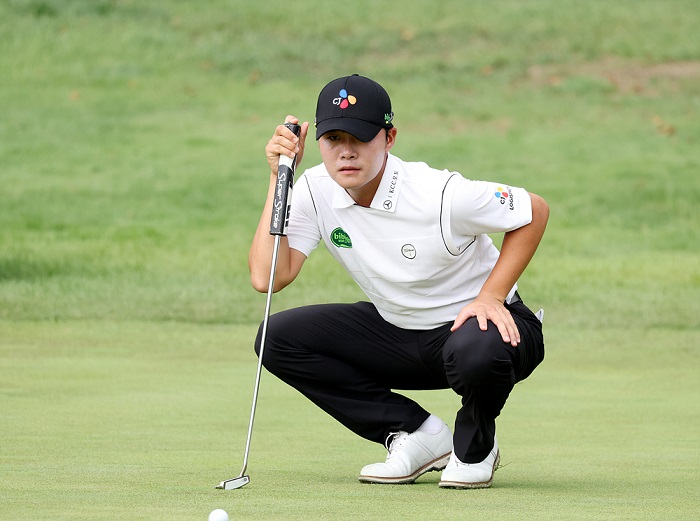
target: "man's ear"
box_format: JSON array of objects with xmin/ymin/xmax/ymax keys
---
[{"xmin": 385, "ymin": 127, "xmax": 397, "ymax": 151}]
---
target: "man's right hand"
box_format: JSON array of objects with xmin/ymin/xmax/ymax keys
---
[{"xmin": 265, "ymin": 115, "xmax": 309, "ymax": 176}]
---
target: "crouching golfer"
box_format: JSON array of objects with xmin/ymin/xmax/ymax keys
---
[{"xmin": 249, "ymin": 74, "xmax": 548, "ymax": 488}]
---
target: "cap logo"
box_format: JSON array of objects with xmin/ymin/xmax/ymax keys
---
[{"xmin": 333, "ymin": 89, "xmax": 357, "ymax": 109}]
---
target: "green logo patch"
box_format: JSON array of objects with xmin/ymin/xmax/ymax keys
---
[{"xmin": 330, "ymin": 227, "xmax": 352, "ymax": 248}]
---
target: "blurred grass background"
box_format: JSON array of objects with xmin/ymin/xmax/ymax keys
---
[
  {"xmin": 2, "ymin": 0, "xmax": 699, "ymax": 326},
  {"xmin": 1, "ymin": 1, "xmax": 699, "ymax": 519}
]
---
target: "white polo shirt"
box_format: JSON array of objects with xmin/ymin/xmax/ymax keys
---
[{"xmin": 287, "ymin": 154, "xmax": 532, "ymax": 330}]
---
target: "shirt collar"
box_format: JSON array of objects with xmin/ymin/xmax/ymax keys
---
[{"xmin": 331, "ymin": 154, "xmax": 403, "ymax": 212}]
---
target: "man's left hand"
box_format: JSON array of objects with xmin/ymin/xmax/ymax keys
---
[{"xmin": 451, "ymin": 295, "xmax": 521, "ymax": 347}]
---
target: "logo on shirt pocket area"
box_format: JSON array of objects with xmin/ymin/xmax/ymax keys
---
[
  {"xmin": 401, "ymin": 244, "xmax": 416, "ymax": 259},
  {"xmin": 330, "ymin": 227, "xmax": 353, "ymax": 249}
]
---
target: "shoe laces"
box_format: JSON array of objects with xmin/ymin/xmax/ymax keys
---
[
  {"xmin": 384, "ymin": 431, "xmax": 408, "ymax": 460},
  {"xmin": 384, "ymin": 432, "xmax": 400, "ymax": 451}
]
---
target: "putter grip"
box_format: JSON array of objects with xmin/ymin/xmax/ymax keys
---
[{"xmin": 269, "ymin": 123, "xmax": 301, "ymax": 236}]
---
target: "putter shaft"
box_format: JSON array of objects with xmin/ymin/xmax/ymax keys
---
[
  {"xmin": 217, "ymin": 122, "xmax": 300, "ymax": 491},
  {"xmin": 216, "ymin": 234, "xmax": 281, "ymax": 490}
]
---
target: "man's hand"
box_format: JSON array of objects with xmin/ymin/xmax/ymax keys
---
[
  {"xmin": 265, "ymin": 115, "xmax": 309, "ymax": 176},
  {"xmin": 451, "ymin": 294, "xmax": 521, "ymax": 347},
  {"xmin": 450, "ymin": 192, "xmax": 548, "ymax": 347}
]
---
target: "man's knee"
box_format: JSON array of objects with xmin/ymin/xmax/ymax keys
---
[
  {"xmin": 253, "ymin": 320, "xmax": 263, "ymax": 357},
  {"xmin": 253, "ymin": 313, "xmax": 285, "ymax": 370},
  {"xmin": 443, "ymin": 318, "xmax": 515, "ymax": 387}
]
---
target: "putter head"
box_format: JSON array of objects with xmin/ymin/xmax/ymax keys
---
[{"xmin": 215, "ymin": 475, "xmax": 250, "ymax": 490}]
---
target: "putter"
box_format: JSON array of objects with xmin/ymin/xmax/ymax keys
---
[{"xmin": 216, "ymin": 122, "xmax": 301, "ymax": 490}]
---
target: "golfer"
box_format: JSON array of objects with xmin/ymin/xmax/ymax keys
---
[{"xmin": 249, "ymin": 74, "xmax": 548, "ymax": 488}]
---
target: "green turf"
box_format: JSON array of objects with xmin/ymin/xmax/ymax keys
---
[
  {"xmin": 1, "ymin": 0, "xmax": 699, "ymax": 519},
  {"xmin": 2, "ymin": 322, "xmax": 697, "ymax": 520}
]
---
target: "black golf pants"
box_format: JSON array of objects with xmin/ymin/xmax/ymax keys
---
[{"xmin": 254, "ymin": 300, "xmax": 544, "ymax": 463}]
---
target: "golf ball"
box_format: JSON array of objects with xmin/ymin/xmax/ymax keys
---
[{"xmin": 209, "ymin": 509, "xmax": 229, "ymax": 521}]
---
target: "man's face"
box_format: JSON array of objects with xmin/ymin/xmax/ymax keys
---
[{"xmin": 318, "ymin": 128, "xmax": 397, "ymax": 206}]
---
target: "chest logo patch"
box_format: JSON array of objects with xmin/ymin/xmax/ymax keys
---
[
  {"xmin": 401, "ymin": 244, "xmax": 416, "ymax": 259},
  {"xmin": 330, "ymin": 227, "xmax": 353, "ymax": 249}
]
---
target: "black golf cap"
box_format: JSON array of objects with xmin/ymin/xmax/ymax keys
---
[{"xmin": 315, "ymin": 74, "xmax": 394, "ymax": 142}]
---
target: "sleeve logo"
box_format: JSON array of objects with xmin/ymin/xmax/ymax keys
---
[{"xmin": 494, "ymin": 186, "xmax": 515, "ymax": 210}]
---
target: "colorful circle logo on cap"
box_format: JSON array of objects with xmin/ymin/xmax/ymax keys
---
[{"xmin": 333, "ymin": 89, "xmax": 357, "ymax": 109}]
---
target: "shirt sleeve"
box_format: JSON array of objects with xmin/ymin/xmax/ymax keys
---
[
  {"xmin": 442, "ymin": 173, "xmax": 533, "ymax": 251},
  {"xmin": 286, "ymin": 173, "xmax": 322, "ymax": 257}
]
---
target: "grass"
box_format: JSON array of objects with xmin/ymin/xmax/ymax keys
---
[
  {"xmin": 2, "ymin": 322, "xmax": 697, "ymax": 520},
  {"xmin": 1, "ymin": 0, "xmax": 699, "ymax": 519}
]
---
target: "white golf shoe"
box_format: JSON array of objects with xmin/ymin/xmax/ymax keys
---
[
  {"xmin": 439, "ymin": 436, "xmax": 499, "ymax": 489},
  {"xmin": 358, "ymin": 423, "xmax": 452, "ymax": 484}
]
